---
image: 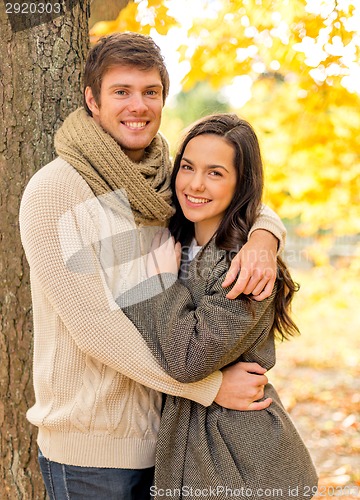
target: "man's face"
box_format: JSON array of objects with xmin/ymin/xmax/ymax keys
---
[{"xmin": 85, "ymin": 65, "xmax": 164, "ymax": 162}]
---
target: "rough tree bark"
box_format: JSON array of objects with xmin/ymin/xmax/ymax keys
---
[{"xmin": 0, "ymin": 1, "xmax": 90, "ymax": 498}]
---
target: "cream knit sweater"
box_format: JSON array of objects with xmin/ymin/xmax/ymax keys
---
[{"xmin": 19, "ymin": 157, "xmax": 286, "ymax": 469}]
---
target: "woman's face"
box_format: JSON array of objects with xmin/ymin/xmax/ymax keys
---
[{"xmin": 175, "ymin": 133, "xmax": 238, "ymax": 244}]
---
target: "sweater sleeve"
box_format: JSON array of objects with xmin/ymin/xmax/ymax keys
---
[
  {"xmin": 248, "ymin": 204, "xmax": 286, "ymax": 254},
  {"xmin": 19, "ymin": 164, "xmax": 222, "ymax": 406},
  {"xmin": 122, "ymin": 257, "xmax": 276, "ymax": 384}
]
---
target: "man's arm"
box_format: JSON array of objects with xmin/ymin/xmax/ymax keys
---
[
  {"xmin": 222, "ymin": 204, "xmax": 286, "ymax": 300},
  {"xmin": 19, "ymin": 166, "xmax": 265, "ymax": 410}
]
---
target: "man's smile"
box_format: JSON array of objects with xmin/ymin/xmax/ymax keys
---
[{"xmin": 122, "ymin": 121, "xmax": 148, "ymax": 129}]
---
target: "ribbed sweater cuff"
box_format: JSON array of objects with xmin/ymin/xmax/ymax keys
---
[
  {"xmin": 248, "ymin": 217, "xmax": 286, "ymax": 254},
  {"xmin": 179, "ymin": 370, "xmax": 223, "ymax": 407}
]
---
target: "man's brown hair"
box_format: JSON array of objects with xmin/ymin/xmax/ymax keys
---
[{"xmin": 83, "ymin": 32, "xmax": 170, "ymax": 115}]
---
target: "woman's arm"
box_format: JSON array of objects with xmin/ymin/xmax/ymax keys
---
[{"xmin": 122, "ymin": 253, "xmax": 275, "ymax": 384}]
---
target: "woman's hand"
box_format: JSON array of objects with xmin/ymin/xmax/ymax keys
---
[{"xmin": 147, "ymin": 229, "xmax": 182, "ymax": 278}]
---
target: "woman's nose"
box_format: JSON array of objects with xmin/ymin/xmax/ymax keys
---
[{"xmin": 190, "ymin": 174, "xmax": 205, "ymax": 192}]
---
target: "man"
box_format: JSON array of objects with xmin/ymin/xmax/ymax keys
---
[{"xmin": 19, "ymin": 33, "xmax": 286, "ymax": 499}]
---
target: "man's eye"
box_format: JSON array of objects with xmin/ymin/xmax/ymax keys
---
[
  {"xmin": 146, "ymin": 90, "xmax": 159, "ymax": 96},
  {"xmin": 115, "ymin": 90, "xmax": 127, "ymax": 95}
]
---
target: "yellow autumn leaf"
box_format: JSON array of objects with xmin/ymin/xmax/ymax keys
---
[
  {"xmin": 146, "ymin": 0, "xmax": 162, "ymax": 7},
  {"xmin": 90, "ymin": 20, "xmax": 119, "ymax": 37}
]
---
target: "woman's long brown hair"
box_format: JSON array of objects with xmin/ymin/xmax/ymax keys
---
[{"xmin": 169, "ymin": 113, "xmax": 299, "ymax": 341}]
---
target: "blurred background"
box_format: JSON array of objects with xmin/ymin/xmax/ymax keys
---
[{"xmin": 90, "ymin": 0, "xmax": 360, "ymax": 490}]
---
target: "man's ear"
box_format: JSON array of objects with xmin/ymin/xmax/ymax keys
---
[{"xmin": 85, "ymin": 86, "xmax": 100, "ymax": 117}]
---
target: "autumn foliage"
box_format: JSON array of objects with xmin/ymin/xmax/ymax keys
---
[{"xmin": 91, "ymin": 0, "xmax": 359, "ymax": 238}]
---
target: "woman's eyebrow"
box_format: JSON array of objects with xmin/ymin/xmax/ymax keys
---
[
  {"xmin": 207, "ymin": 165, "xmax": 229, "ymax": 172},
  {"xmin": 181, "ymin": 156, "xmax": 193, "ymax": 164},
  {"xmin": 181, "ymin": 157, "xmax": 228, "ymax": 171},
  {"xmin": 181, "ymin": 156, "xmax": 229, "ymax": 172}
]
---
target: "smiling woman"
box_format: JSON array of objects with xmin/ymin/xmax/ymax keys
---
[
  {"xmin": 121, "ymin": 112, "xmax": 318, "ymax": 496},
  {"xmin": 175, "ymin": 134, "xmax": 237, "ymax": 245}
]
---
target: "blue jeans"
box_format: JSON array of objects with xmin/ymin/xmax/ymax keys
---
[{"xmin": 38, "ymin": 449, "xmax": 154, "ymax": 499}]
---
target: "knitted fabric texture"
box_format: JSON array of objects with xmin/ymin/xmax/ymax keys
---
[
  {"xmin": 55, "ymin": 107, "xmax": 175, "ymax": 225},
  {"xmin": 19, "ymin": 158, "xmax": 223, "ymax": 469},
  {"xmin": 123, "ymin": 240, "xmax": 318, "ymax": 497}
]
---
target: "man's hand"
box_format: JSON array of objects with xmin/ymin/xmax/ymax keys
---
[
  {"xmin": 214, "ymin": 362, "xmax": 272, "ymax": 411},
  {"xmin": 222, "ymin": 229, "xmax": 278, "ymax": 301}
]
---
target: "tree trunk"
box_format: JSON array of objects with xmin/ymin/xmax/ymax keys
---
[
  {"xmin": 89, "ymin": 0, "xmax": 130, "ymax": 28},
  {"xmin": 0, "ymin": 1, "xmax": 90, "ymax": 498}
]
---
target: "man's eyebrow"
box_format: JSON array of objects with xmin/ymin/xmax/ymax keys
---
[
  {"xmin": 181, "ymin": 157, "xmax": 229, "ymax": 172},
  {"xmin": 108, "ymin": 83, "xmax": 163, "ymax": 90}
]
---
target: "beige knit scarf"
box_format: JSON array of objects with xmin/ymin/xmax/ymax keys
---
[{"xmin": 54, "ymin": 107, "xmax": 175, "ymax": 225}]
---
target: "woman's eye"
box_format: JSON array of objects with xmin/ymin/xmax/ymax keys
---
[
  {"xmin": 210, "ymin": 170, "xmax": 222, "ymax": 177},
  {"xmin": 181, "ymin": 164, "xmax": 192, "ymax": 171}
]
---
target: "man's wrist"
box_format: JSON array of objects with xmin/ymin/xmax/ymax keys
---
[{"xmin": 249, "ymin": 228, "xmax": 278, "ymax": 249}]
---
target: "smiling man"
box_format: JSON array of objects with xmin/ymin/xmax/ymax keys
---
[
  {"xmin": 85, "ymin": 65, "xmax": 163, "ymax": 161},
  {"xmin": 19, "ymin": 33, "xmax": 286, "ymax": 499}
]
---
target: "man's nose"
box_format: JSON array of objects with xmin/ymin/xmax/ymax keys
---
[{"xmin": 127, "ymin": 93, "xmax": 148, "ymax": 113}]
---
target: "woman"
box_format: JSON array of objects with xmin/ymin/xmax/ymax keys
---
[{"xmin": 122, "ymin": 113, "xmax": 318, "ymax": 498}]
